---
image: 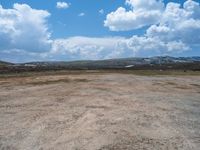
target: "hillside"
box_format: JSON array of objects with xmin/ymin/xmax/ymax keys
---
[
  {"xmin": 0, "ymin": 61, "xmax": 12, "ymax": 66},
  {"xmin": 23, "ymin": 56, "xmax": 200, "ymax": 70},
  {"xmin": 22, "ymin": 56, "xmax": 199, "ymax": 66},
  {"xmin": 0, "ymin": 56, "xmax": 200, "ymax": 73}
]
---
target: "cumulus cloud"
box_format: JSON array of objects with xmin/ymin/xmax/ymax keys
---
[
  {"xmin": 0, "ymin": 1, "xmax": 200, "ymax": 62},
  {"xmin": 104, "ymin": 0, "xmax": 164, "ymax": 31},
  {"xmin": 56, "ymin": 2, "xmax": 69, "ymax": 9},
  {"xmin": 49, "ymin": 35, "xmax": 189, "ymax": 61},
  {"xmin": 146, "ymin": 0, "xmax": 200, "ymax": 45},
  {"xmin": 51, "ymin": 37, "xmax": 129, "ymax": 60},
  {"xmin": 0, "ymin": 36, "xmax": 130, "ymax": 62},
  {"xmin": 126, "ymin": 36, "xmax": 189, "ymax": 55},
  {"xmin": 104, "ymin": 0, "xmax": 200, "ymax": 55},
  {"xmin": 0, "ymin": 3, "xmax": 52, "ymax": 52}
]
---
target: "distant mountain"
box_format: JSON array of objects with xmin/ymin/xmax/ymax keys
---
[
  {"xmin": 23, "ymin": 56, "xmax": 200, "ymax": 68},
  {"xmin": 0, "ymin": 60, "xmax": 13, "ymax": 66},
  {"xmin": 1, "ymin": 56, "xmax": 200, "ymax": 73}
]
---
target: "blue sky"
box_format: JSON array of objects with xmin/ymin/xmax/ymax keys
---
[
  {"xmin": 0, "ymin": 0, "xmax": 138, "ymax": 38},
  {"xmin": 0, "ymin": 0, "xmax": 200, "ymax": 62}
]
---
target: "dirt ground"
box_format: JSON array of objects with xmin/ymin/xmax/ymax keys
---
[{"xmin": 0, "ymin": 71, "xmax": 200, "ymax": 150}]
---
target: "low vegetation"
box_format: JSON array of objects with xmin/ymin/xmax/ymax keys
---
[{"xmin": 0, "ymin": 56, "xmax": 200, "ymax": 74}]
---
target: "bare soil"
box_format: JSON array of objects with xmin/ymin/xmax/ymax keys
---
[{"xmin": 0, "ymin": 71, "xmax": 200, "ymax": 150}]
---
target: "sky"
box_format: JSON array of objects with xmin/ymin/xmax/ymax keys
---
[{"xmin": 0, "ymin": 0, "xmax": 200, "ymax": 62}]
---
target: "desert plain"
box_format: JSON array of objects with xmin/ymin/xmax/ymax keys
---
[{"xmin": 0, "ymin": 71, "xmax": 200, "ymax": 150}]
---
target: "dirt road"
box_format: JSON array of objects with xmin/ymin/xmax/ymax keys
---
[{"xmin": 0, "ymin": 72, "xmax": 200, "ymax": 150}]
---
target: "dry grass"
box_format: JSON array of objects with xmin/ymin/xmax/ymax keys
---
[
  {"xmin": 0, "ymin": 70, "xmax": 200, "ymax": 79},
  {"xmin": 30, "ymin": 78, "xmax": 89, "ymax": 85}
]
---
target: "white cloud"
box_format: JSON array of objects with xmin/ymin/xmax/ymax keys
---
[
  {"xmin": 0, "ymin": 1, "xmax": 200, "ymax": 62},
  {"xmin": 104, "ymin": 0, "xmax": 200, "ymax": 55},
  {"xmin": 0, "ymin": 3, "xmax": 52, "ymax": 52},
  {"xmin": 50, "ymin": 35, "xmax": 189, "ymax": 61},
  {"xmin": 104, "ymin": 0, "xmax": 164, "ymax": 31},
  {"xmin": 146, "ymin": 0, "xmax": 200, "ymax": 45},
  {"xmin": 99, "ymin": 9, "xmax": 104, "ymax": 14},
  {"xmin": 184, "ymin": 0, "xmax": 200, "ymax": 19},
  {"xmin": 56, "ymin": 2, "xmax": 69, "ymax": 9},
  {"xmin": 78, "ymin": 13, "xmax": 85, "ymax": 17},
  {"xmin": 51, "ymin": 36, "xmax": 129, "ymax": 60},
  {"xmin": 126, "ymin": 36, "xmax": 189, "ymax": 55},
  {"xmin": 1, "ymin": 35, "xmax": 190, "ymax": 63}
]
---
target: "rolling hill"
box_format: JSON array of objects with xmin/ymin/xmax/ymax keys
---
[
  {"xmin": 0, "ymin": 61, "xmax": 13, "ymax": 66},
  {"xmin": 22, "ymin": 56, "xmax": 200, "ymax": 69},
  {"xmin": 0, "ymin": 56, "xmax": 200, "ymax": 73}
]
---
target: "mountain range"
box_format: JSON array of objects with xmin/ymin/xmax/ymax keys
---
[{"xmin": 0, "ymin": 56, "xmax": 200, "ymax": 73}]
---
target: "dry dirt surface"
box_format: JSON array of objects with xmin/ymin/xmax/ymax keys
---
[{"xmin": 0, "ymin": 72, "xmax": 200, "ymax": 150}]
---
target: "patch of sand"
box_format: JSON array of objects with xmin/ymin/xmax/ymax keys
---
[{"xmin": 0, "ymin": 73, "xmax": 200, "ymax": 150}]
